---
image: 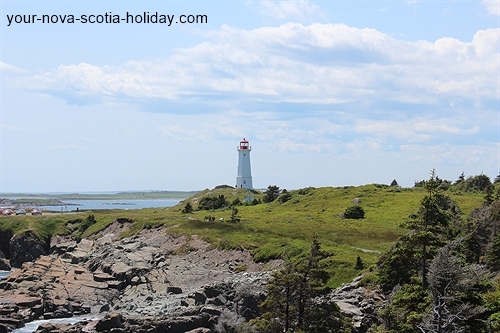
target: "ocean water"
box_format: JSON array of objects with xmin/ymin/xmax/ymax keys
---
[
  {"xmin": 41, "ymin": 198, "xmax": 181, "ymax": 211},
  {"xmin": 12, "ymin": 315, "xmax": 101, "ymax": 333},
  {"xmin": 0, "ymin": 270, "xmax": 10, "ymax": 280}
]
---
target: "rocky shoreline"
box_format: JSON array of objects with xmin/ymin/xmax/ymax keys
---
[{"xmin": 0, "ymin": 220, "xmax": 385, "ymax": 332}]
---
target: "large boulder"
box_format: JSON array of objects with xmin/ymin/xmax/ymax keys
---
[
  {"xmin": 95, "ymin": 312, "xmax": 123, "ymax": 331},
  {"xmin": 9, "ymin": 231, "xmax": 47, "ymax": 268},
  {"xmin": 330, "ymin": 276, "xmax": 385, "ymax": 333}
]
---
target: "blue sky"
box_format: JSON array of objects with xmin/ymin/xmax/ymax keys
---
[{"xmin": 1, "ymin": 0, "xmax": 499, "ymax": 192}]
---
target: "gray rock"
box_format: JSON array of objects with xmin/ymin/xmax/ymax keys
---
[
  {"xmin": 336, "ymin": 301, "xmax": 363, "ymax": 317},
  {"xmin": 193, "ymin": 292, "xmax": 206, "ymax": 305},
  {"xmin": 0, "ymin": 259, "xmax": 10, "ymax": 271},
  {"xmin": 96, "ymin": 312, "xmax": 123, "ymax": 331},
  {"xmin": 330, "ymin": 276, "xmax": 386, "ymax": 333},
  {"xmin": 50, "ymin": 240, "xmax": 77, "ymax": 255},
  {"xmin": 184, "ymin": 329, "xmax": 211, "ymax": 333},
  {"xmin": 99, "ymin": 304, "xmax": 110, "ymax": 312},
  {"xmin": 9, "ymin": 231, "xmax": 47, "ymax": 267}
]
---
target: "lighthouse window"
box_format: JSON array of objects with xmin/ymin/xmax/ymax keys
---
[{"xmin": 244, "ymin": 154, "xmax": 246, "ymax": 156}]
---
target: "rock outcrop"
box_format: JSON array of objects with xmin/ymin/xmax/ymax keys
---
[
  {"xmin": 0, "ymin": 251, "xmax": 10, "ymax": 271},
  {"xmin": 330, "ymin": 276, "xmax": 385, "ymax": 333},
  {"xmin": 9, "ymin": 231, "xmax": 47, "ymax": 268},
  {"xmin": 0, "ymin": 225, "xmax": 276, "ymax": 332},
  {"xmin": 0, "ymin": 221, "xmax": 385, "ymax": 333},
  {"xmin": 0, "ymin": 230, "xmax": 13, "ymax": 260}
]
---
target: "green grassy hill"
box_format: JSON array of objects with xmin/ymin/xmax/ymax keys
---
[{"xmin": 0, "ymin": 184, "xmax": 485, "ymax": 287}]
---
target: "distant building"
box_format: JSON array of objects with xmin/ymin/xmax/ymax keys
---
[{"xmin": 236, "ymin": 138, "xmax": 253, "ymax": 189}]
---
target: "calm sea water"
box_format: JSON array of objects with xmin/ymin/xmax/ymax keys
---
[
  {"xmin": 41, "ymin": 199, "xmax": 181, "ymax": 212},
  {"xmin": 12, "ymin": 315, "xmax": 102, "ymax": 333},
  {"xmin": 0, "ymin": 270, "xmax": 10, "ymax": 280}
]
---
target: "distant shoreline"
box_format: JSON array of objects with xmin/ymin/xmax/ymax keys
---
[{"xmin": 0, "ymin": 190, "xmax": 198, "ymax": 201}]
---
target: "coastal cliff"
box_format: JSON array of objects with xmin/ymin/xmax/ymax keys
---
[{"xmin": 0, "ymin": 220, "xmax": 382, "ymax": 333}]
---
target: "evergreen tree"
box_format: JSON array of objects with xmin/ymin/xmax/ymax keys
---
[
  {"xmin": 229, "ymin": 207, "xmax": 241, "ymax": 223},
  {"xmin": 379, "ymin": 279, "xmax": 431, "ymax": 333},
  {"xmin": 181, "ymin": 202, "xmax": 193, "ymax": 214},
  {"xmin": 454, "ymin": 172, "xmax": 465, "ymax": 185},
  {"xmin": 355, "ymin": 255, "xmax": 364, "ymax": 270},
  {"xmin": 400, "ymin": 169, "xmax": 451, "ymax": 287},
  {"xmin": 378, "ymin": 234, "xmax": 420, "ymax": 291},
  {"xmin": 421, "ymin": 239, "xmax": 490, "ymax": 333},
  {"xmin": 487, "ymin": 234, "xmax": 500, "ymax": 271},
  {"xmin": 259, "ymin": 252, "xmax": 302, "ymax": 332},
  {"xmin": 495, "ymin": 172, "xmax": 500, "ymax": 184},
  {"xmin": 263, "ymin": 185, "xmax": 280, "ymax": 203},
  {"xmin": 257, "ymin": 235, "xmax": 347, "ymax": 332},
  {"xmin": 485, "ymin": 184, "xmax": 494, "ymax": 205}
]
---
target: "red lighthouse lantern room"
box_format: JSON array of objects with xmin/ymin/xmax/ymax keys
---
[{"xmin": 239, "ymin": 138, "xmax": 250, "ymax": 150}]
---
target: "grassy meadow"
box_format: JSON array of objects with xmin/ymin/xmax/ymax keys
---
[{"xmin": 0, "ymin": 184, "xmax": 485, "ymax": 287}]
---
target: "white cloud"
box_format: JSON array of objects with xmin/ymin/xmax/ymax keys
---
[
  {"xmin": 402, "ymin": 143, "xmax": 494, "ymax": 166},
  {"xmin": 0, "ymin": 61, "xmax": 24, "ymax": 73},
  {"xmin": 483, "ymin": 0, "xmax": 500, "ymax": 15},
  {"xmin": 355, "ymin": 119, "xmax": 482, "ymax": 144},
  {"xmin": 413, "ymin": 122, "xmax": 479, "ymax": 135},
  {"xmin": 16, "ymin": 23, "xmax": 498, "ymax": 156},
  {"xmin": 23, "ymin": 23, "xmax": 498, "ymax": 109}
]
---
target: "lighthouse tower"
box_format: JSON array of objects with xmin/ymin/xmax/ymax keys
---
[{"xmin": 236, "ymin": 138, "xmax": 253, "ymax": 189}]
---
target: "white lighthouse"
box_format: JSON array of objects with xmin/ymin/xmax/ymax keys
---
[{"xmin": 236, "ymin": 138, "xmax": 253, "ymax": 189}]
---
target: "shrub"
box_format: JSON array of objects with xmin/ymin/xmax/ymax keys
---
[
  {"xmin": 78, "ymin": 215, "xmax": 96, "ymax": 233},
  {"xmin": 462, "ymin": 174, "xmax": 492, "ymax": 192},
  {"xmin": 344, "ymin": 205, "xmax": 365, "ymax": 219},
  {"xmin": 229, "ymin": 208, "xmax": 241, "ymax": 223},
  {"xmin": 198, "ymin": 195, "xmax": 229, "ymax": 210},
  {"xmin": 181, "ymin": 202, "xmax": 193, "ymax": 214},
  {"xmin": 278, "ymin": 189, "xmax": 292, "ymax": 204},
  {"xmin": 355, "ymin": 255, "xmax": 364, "ymax": 270},
  {"xmin": 232, "ymin": 197, "xmax": 242, "ymax": 206},
  {"xmin": 263, "ymin": 185, "xmax": 280, "ymax": 203}
]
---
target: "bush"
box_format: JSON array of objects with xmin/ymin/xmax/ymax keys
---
[
  {"xmin": 78, "ymin": 215, "xmax": 96, "ymax": 233},
  {"xmin": 229, "ymin": 208, "xmax": 241, "ymax": 223},
  {"xmin": 181, "ymin": 202, "xmax": 193, "ymax": 214},
  {"xmin": 452, "ymin": 173, "xmax": 492, "ymax": 192},
  {"xmin": 198, "ymin": 195, "xmax": 229, "ymax": 210},
  {"xmin": 344, "ymin": 205, "xmax": 365, "ymax": 219},
  {"xmin": 355, "ymin": 255, "xmax": 364, "ymax": 270},
  {"xmin": 263, "ymin": 185, "xmax": 280, "ymax": 203},
  {"xmin": 278, "ymin": 189, "xmax": 292, "ymax": 204},
  {"xmin": 231, "ymin": 197, "xmax": 242, "ymax": 206}
]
